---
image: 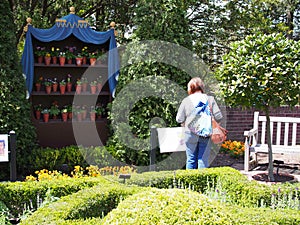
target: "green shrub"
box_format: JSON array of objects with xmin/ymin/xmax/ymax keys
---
[
  {"xmin": 103, "ymin": 188, "xmax": 234, "ymax": 224},
  {"xmin": 103, "ymin": 188, "xmax": 300, "ymax": 225},
  {"xmin": 124, "ymin": 167, "xmax": 300, "ymax": 208},
  {"xmin": 107, "ymin": 0, "xmax": 192, "ymax": 167},
  {"xmin": 0, "ymin": 0, "xmax": 36, "ymax": 180},
  {"xmin": 0, "ymin": 177, "xmax": 106, "ymax": 218},
  {"xmin": 20, "ymin": 183, "xmax": 144, "ymax": 225},
  {"xmin": 9, "ymin": 167, "xmax": 300, "ymax": 224},
  {"xmin": 26, "ymin": 145, "xmax": 120, "ymax": 176}
]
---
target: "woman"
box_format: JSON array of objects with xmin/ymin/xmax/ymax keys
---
[{"xmin": 176, "ymin": 77, "xmax": 222, "ymax": 169}]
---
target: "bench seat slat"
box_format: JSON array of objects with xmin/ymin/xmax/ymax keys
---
[{"xmin": 250, "ymin": 144, "xmax": 300, "ymax": 154}]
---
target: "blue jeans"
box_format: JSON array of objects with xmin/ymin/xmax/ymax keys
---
[{"xmin": 185, "ymin": 132, "xmax": 211, "ymax": 169}]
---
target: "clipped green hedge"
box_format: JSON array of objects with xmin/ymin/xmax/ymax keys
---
[
  {"xmin": 103, "ymin": 188, "xmax": 234, "ymax": 224},
  {"xmin": 20, "ymin": 182, "xmax": 144, "ymax": 225},
  {"xmin": 125, "ymin": 167, "xmax": 300, "ymax": 207},
  {"xmin": 0, "ymin": 177, "xmax": 107, "ymax": 217},
  {"xmin": 9, "ymin": 167, "xmax": 300, "ymax": 224},
  {"xmin": 103, "ymin": 188, "xmax": 300, "ymax": 225}
]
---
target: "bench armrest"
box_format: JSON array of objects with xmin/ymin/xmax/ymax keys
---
[{"xmin": 244, "ymin": 128, "xmax": 258, "ymax": 137}]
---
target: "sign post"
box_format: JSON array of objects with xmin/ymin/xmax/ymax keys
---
[
  {"xmin": 9, "ymin": 131, "xmax": 17, "ymax": 181},
  {"xmin": 150, "ymin": 127, "xmax": 158, "ymax": 171}
]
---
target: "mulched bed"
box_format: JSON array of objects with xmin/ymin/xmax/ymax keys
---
[
  {"xmin": 210, "ymin": 152, "xmax": 300, "ymax": 184},
  {"xmin": 210, "ymin": 153, "xmax": 243, "ymax": 167},
  {"xmin": 252, "ymin": 172, "xmax": 296, "ymax": 183}
]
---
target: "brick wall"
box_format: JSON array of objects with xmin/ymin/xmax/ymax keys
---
[{"xmin": 224, "ymin": 106, "xmax": 300, "ymax": 142}]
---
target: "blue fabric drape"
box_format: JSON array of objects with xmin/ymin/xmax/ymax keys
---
[{"xmin": 21, "ymin": 14, "xmax": 120, "ymax": 96}]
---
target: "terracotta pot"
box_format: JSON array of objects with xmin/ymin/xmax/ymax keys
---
[
  {"xmin": 60, "ymin": 84, "xmax": 66, "ymax": 94},
  {"xmin": 77, "ymin": 113, "xmax": 82, "ymax": 122},
  {"xmin": 35, "ymin": 110, "xmax": 41, "ymax": 120},
  {"xmin": 67, "ymin": 58, "xmax": 73, "ymax": 64},
  {"xmin": 67, "ymin": 83, "xmax": 72, "ymax": 92},
  {"xmin": 35, "ymin": 83, "xmax": 41, "ymax": 92},
  {"xmin": 76, "ymin": 85, "xmax": 82, "ymax": 94},
  {"xmin": 82, "ymin": 56, "xmax": 87, "ymax": 64},
  {"xmin": 90, "ymin": 58, "xmax": 96, "ymax": 66},
  {"xmin": 76, "ymin": 57, "xmax": 83, "ymax": 66},
  {"xmin": 52, "ymin": 115, "xmax": 58, "ymax": 120},
  {"xmin": 62, "ymin": 112, "xmax": 68, "ymax": 122},
  {"xmin": 59, "ymin": 57, "xmax": 66, "ymax": 66},
  {"xmin": 97, "ymin": 83, "xmax": 102, "ymax": 92},
  {"xmin": 52, "ymin": 83, "xmax": 58, "ymax": 92},
  {"xmin": 43, "ymin": 113, "xmax": 49, "ymax": 123},
  {"xmin": 82, "ymin": 83, "xmax": 88, "ymax": 92},
  {"xmin": 97, "ymin": 114, "xmax": 102, "ymax": 119},
  {"xmin": 82, "ymin": 110, "xmax": 87, "ymax": 120},
  {"xmin": 68, "ymin": 112, "xmax": 73, "ymax": 120},
  {"xmin": 90, "ymin": 112, "xmax": 96, "ymax": 121},
  {"xmin": 44, "ymin": 56, "xmax": 51, "ymax": 66},
  {"xmin": 45, "ymin": 85, "xmax": 51, "ymax": 94},
  {"xmin": 37, "ymin": 56, "xmax": 43, "ymax": 64},
  {"xmin": 90, "ymin": 85, "xmax": 97, "ymax": 94},
  {"xmin": 52, "ymin": 56, "xmax": 57, "ymax": 64}
]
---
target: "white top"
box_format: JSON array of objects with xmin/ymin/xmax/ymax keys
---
[{"xmin": 176, "ymin": 93, "xmax": 223, "ymax": 132}]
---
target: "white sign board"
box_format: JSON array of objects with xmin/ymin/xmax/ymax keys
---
[
  {"xmin": 156, "ymin": 127, "xmax": 186, "ymax": 153},
  {"xmin": 0, "ymin": 135, "xmax": 9, "ymax": 162}
]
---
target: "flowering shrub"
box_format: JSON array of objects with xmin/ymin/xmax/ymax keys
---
[
  {"xmin": 25, "ymin": 169, "xmax": 69, "ymax": 181},
  {"xmin": 25, "ymin": 165, "xmax": 136, "ymax": 181},
  {"xmin": 220, "ymin": 140, "xmax": 245, "ymax": 158},
  {"xmin": 99, "ymin": 165, "xmax": 136, "ymax": 176}
]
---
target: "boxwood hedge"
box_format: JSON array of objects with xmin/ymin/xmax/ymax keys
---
[
  {"xmin": 20, "ymin": 182, "xmax": 144, "ymax": 225},
  {"xmin": 0, "ymin": 177, "xmax": 107, "ymax": 217},
  {"xmin": 6, "ymin": 167, "xmax": 300, "ymax": 224},
  {"xmin": 102, "ymin": 188, "xmax": 300, "ymax": 225},
  {"xmin": 125, "ymin": 167, "xmax": 300, "ymax": 207}
]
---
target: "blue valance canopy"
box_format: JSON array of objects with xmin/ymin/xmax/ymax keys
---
[{"xmin": 21, "ymin": 13, "xmax": 120, "ymax": 97}]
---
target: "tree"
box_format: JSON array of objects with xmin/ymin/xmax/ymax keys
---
[
  {"xmin": 108, "ymin": 0, "xmax": 193, "ymax": 167},
  {"xmin": 188, "ymin": 0, "xmax": 275, "ymax": 67},
  {"xmin": 0, "ymin": 1, "xmax": 36, "ymax": 178},
  {"xmin": 216, "ymin": 32, "xmax": 300, "ymax": 181},
  {"xmin": 189, "ymin": 0, "xmax": 300, "ymax": 68}
]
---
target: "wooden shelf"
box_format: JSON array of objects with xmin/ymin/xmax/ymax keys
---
[
  {"xmin": 34, "ymin": 118, "xmax": 107, "ymax": 124},
  {"xmin": 34, "ymin": 63, "xmax": 108, "ymax": 68},
  {"xmin": 29, "ymin": 35, "xmax": 111, "ymax": 147},
  {"xmin": 31, "ymin": 91, "xmax": 110, "ymax": 96}
]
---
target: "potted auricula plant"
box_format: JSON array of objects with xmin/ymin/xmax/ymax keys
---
[{"xmin": 41, "ymin": 108, "xmax": 50, "ymax": 123}]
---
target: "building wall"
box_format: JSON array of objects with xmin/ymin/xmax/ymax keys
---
[{"xmin": 224, "ymin": 106, "xmax": 300, "ymax": 142}]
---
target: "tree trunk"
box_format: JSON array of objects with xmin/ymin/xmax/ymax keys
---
[
  {"xmin": 286, "ymin": 9, "xmax": 294, "ymax": 40},
  {"xmin": 266, "ymin": 107, "xmax": 275, "ymax": 181}
]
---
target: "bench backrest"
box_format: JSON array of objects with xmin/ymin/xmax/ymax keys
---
[{"xmin": 254, "ymin": 111, "xmax": 300, "ymax": 146}]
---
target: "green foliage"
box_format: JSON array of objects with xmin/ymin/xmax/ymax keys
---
[
  {"xmin": 216, "ymin": 32, "xmax": 300, "ymax": 109},
  {"xmin": 103, "ymin": 187, "xmax": 300, "ymax": 225},
  {"xmin": 0, "ymin": 1, "xmax": 36, "ymax": 179},
  {"xmin": 103, "ymin": 188, "xmax": 234, "ymax": 224},
  {"xmin": 2, "ymin": 167, "xmax": 300, "ymax": 224},
  {"xmin": 26, "ymin": 145, "xmax": 121, "ymax": 176},
  {"xmin": 133, "ymin": 0, "xmax": 192, "ymax": 49},
  {"xmin": 190, "ymin": 0, "xmax": 296, "ymax": 68},
  {"xmin": 0, "ymin": 177, "xmax": 105, "ymax": 218},
  {"xmin": 124, "ymin": 167, "xmax": 300, "ymax": 208},
  {"xmin": 216, "ymin": 32, "xmax": 300, "ymax": 180},
  {"xmin": 108, "ymin": 0, "xmax": 193, "ymax": 167},
  {"xmin": 20, "ymin": 182, "xmax": 143, "ymax": 225}
]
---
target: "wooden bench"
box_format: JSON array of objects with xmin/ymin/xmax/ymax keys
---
[{"xmin": 244, "ymin": 111, "xmax": 300, "ymax": 172}]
